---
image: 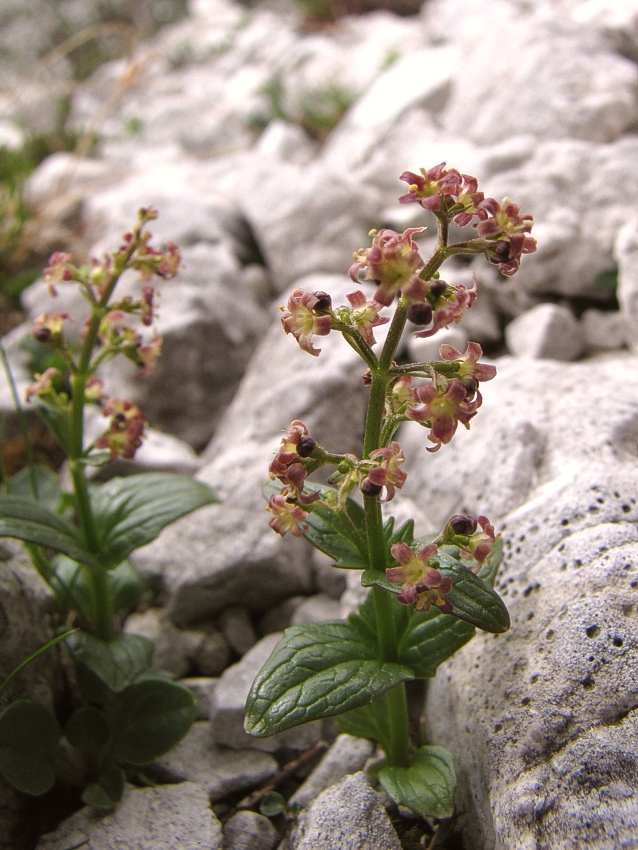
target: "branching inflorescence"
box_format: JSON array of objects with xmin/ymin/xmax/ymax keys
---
[{"xmin": 246, "ymin": 164, "xmax": 536, "ymax": 820}]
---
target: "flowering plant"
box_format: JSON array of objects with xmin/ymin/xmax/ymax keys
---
[
  {"xmin": 245, "ymin": 165, "xmax": 535, "ymax": 819},
  {"xmin": 0, "ymin": 209, "xmax": 214, "ymax": 807}
]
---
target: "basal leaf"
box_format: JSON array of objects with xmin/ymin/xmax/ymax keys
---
[
  {"xmin": 3, "ymin": 465, "xmax": 62, "ymax": 511},
  {"xmin": 81, "ymin": 763, "xmax": 125, "ymax": 809},
  {"xmin": 245, "ymin": 621, "xmax": 413, "ymax": 737},
  {"xmin": 90, "ymin": 473, "xmax": 216, "ymax": 568},
  {"xmin": 108, "ymin": 678, "xmax": 195, "ymax": 765},
  {"xmin": 379, "ymin": 745, "xmax": 456, "ymax": 819},
  {"xmin": 65, "ymin": 706, "xmax": 110, "ymax": 757},
  {"xmin": 0, "ymin": 700, "xmax": 61, "ymax": 795},
  {"xmin": 67, "ymin": 631, "xmax": 154, "ymax": 695},
  {"xmin": 0, "ymin": 495, "xmax": 95, "ymax": 565}
]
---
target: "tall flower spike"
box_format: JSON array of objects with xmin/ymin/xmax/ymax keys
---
[{"xmin": 281, "ymin": 289, "xmax": 332, "ymax": 356}]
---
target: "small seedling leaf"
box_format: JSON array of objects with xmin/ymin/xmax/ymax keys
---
[{"xmin": 379, "ymin": 745, "xmax": 456, "ymax": 819}]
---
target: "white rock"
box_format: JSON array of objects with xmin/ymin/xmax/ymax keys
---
[
  {"xmin": 290, "ymin": 593, "xmax": 342, "ymax": 625},
  {"xmin": 223, "ymin": 811, "xmax": 279, "ymax": 850},
  {"xmin": 580, "ymin": 308, "xmax": 628, "ymax": 352},
  {"xmin": 505, "ymin": 303, "xmax": 585, "ymax": 360},
  {"xmin": 35, "ymin": 782, "xmax": 223, "ymax": 850}
]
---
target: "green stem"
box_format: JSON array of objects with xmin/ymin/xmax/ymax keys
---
[{"xmin": 378, "ymin": 680, "xmax": 411, "ymax": 766}]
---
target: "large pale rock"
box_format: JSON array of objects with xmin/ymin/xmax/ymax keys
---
[
  {"xmin": 403, "ymin": 354, "xmax": 638, "ymax": 848},
  {"xmin": 428, "ymin": 0, "xmax": 638, "ymax": 144},
  {"xmin": 290, "ymin": 733, "xmax": 376, "ymax": 809},
  {"xmin": 35, "ymin": 782, "xmax": 222, "ymax": 850}
]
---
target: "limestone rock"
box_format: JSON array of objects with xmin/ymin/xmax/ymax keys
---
[
  {"xmin": 35, "ymin": 782, "xmax": 222, "ymax": 850},
  {"xmin": 615, "ymin": 215, "xmax": 638, "ymax": 354}
]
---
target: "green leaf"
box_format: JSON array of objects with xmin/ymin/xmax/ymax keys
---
[
  {"xmin": 52, "ymin": 557, "xmax": 142, "ymax": 620},
  {"xmin": 107, "ymin": 678, "xmax": 195, "ymax": 765},
  {"xmin": 336, "ymin": 700, "xmax": 392, "ymax": 747},
  {"xmin": 397, "ymin": 609, "xmax": 475, "ymax": 678},
  {"xmin": 67, "ymin": 631, "xmax": 154, "ymax": 696},
  {"xmin": 90, "ymin": 473, "xmax": 216, "ymax": 568},
  {"xmin": 378, "ymin": 745, "xmax": 456, "ymax": 819},
  {"xmin": 0, "ymin": 495, "xmax": 95, "ymax": 565},
  {"xmin": 437, "ymin": 553, "xmax": 510, "ymax": 634},
  {"xmin": 244, "ymin": 621, "xmax": 413, "ymax": 737},
  {"xmin": 3, "ymin": 465, "xmax": 62, "ymax": 511},
  {"xmin": 81, "ymin": 763, "xmax": 125, "ymax": 809},
  {"xmin": 264, "ymin": 479, "xmax": 368, "ymax": 569},
  {"xmin": 65, "ymin": 707, "xmax": 110, "ymax": 757},
  {"xmin": 0, "ymin": 700, "xmax": 61, "ymax": 795}
]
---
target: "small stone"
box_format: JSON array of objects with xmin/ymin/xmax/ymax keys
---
[
  {"xmin": 223, "ymin": 811, "xmax": 279, "ymax": 850},
  {"xmin": 217, "ymin": 607, "xmax": 257, "ymax": 657},
  {"xmin": 290, "ymin": 734, "xmax": 376, "ymax": 809},
  {"xmin": 290, "ymin": 594, "xmax": 342, "ymax": 626},
  {"xmin": 505, "ymin": 303, "xmax": 585, "ymax": 360},
  {"xmin": 580, "ymin": 308, "xmax": 628, "ymax": 352},
  {"xmin": 148, "ymin": 722, "xmax": 278, "ymax": 803},
  {"xmin": 181, "ymin": 677, "xmax": 219, "ymax": 720}
]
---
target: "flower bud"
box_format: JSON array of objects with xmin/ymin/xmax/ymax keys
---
[
  {"xmin": 449, "ymin": 514, "xmax": 478, "ymax": 536},
  {"xmin": 429, "ymin": 279, "xmax": 448, "ymax": 298},
  {"xmin": 297, "ymin": 435, "xmax": 317, "ymax": 458},
  {"xmin": 360, "ymin": 478, "xmax": 383, "ymax": 497},
  {"xmin": 313, "ymin": 291, "xmax": 332, "ymax": 312},
  {"xmin": 407, "ymin": 302, "xmax": 433, "ymax": 326}
]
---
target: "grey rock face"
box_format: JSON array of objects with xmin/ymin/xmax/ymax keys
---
[
  {"xmin": 616, "ymin": 215, "xmax": 638, "ymax": 354},
  {"xmin": 35, "ymin": 782, "xmax": 222, "ymax": 850},
  {"xmin": 417, "ymin": 355, "xmax": 638, "ymax": 849},
  {"xmin": 283, "ymin": 772, "xmax": 401, "ymax": 850}
]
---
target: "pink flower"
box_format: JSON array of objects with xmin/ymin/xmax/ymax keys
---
[
  {"xmin": 436, "ymin": 341, "xmax": 496, "ymax": 395},
  {"xmin": 44, "ymin": 252, "xmax": 75, "ymax": 296},
  {"xmin": 95, "ymin": 398, "xmax": 146, "ymax": 460},
  {"xmin": 349, "ymin": 227, "xmax": 426, "ymax": 307},
  {"xmin": 136, "ymin": 334, "xmax": 163, "ymax": 377},
  {"xmin": 269, "ymin": 421, "xmax": 320, "ymax": 505},
  {"xmin": 413, "ymin": 276, "xmax": 478, "ymax": 339},
  {"xmin": 463, "ymin": 515, "xmax": 496, "ymax": 566},
  {"xmin": 364, "ymin": 441, "xmax": 407, "ymax": 502},
  {"xmin": 267, "ymin": 493, "xmax": 309, "ymax": 537},
  {"xmin": 398, "ymin": 164, "xmax": 464, "ymax": 213},
  {"xmin": 25, "ymin": 368, "xmax": 61, "ymax": 402},
  {"xmin": 345, "ymin": 290, "xmax": 389, "ymax": 346},
  {"xmin": 281, "ymin": 289, "xmax": 332, "ymax": 356},
  {"xmin": 407, "ymin": 379, "xmax": 482, "ymax": 451},
  {"xmin": 387, "ymin": 375, "xmax": 418, "ymax": 416},
  {"xmin": 386, "ymin": 542, "xmax": 453, "ymax": 614},
  {"xmin": 475, "ymin": 198, "xmax": 536, "ymax": 275},
  {"xmin": 140, "ymin": 286, "xmax": 156, "ymax": 326},
  {"xmin": 30, "ymin": 312, "xmax": 71, "ymax": 346}
]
